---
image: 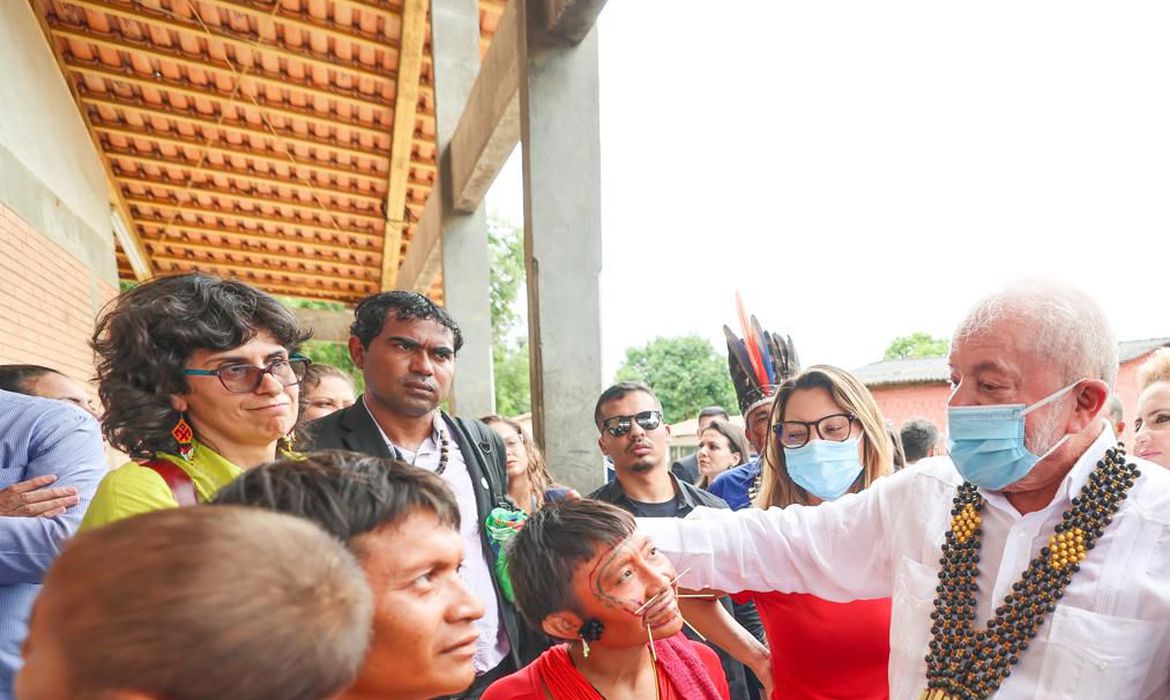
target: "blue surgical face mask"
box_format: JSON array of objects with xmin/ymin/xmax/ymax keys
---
[
  {"xmin": 946, "ymin": 382, "xmax": 1080, "ymax": 490},
  {"xmin": 784, "ymin": 435, "xmax": 865, "ymax": 501}
]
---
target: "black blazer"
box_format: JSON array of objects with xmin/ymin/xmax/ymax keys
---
[{"xmin": 306, "ymin": 397, "xmax": 538, "ymax": 668}]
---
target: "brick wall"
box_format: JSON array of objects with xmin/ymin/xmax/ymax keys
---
[
  {"xmin": 0, "ymin": 203, "xmax": 116, "ymax": 395},
  {"xmin": 870, "ymin": 383, "xmax": 953, "ymax": 455}
]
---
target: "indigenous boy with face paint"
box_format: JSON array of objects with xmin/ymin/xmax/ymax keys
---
[{"xmin": 481, "ymin": 499, "xmax": 730, "ymax": 700}]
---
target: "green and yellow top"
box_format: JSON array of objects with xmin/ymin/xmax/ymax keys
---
[{"xmin": 79, "ymin": 440, "xmax": 242, "ymax": 532}]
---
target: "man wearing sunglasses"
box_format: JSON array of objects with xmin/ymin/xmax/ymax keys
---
[{"xmin": 587, "ymin": 382, "xmax": 756, "ymax": 700}]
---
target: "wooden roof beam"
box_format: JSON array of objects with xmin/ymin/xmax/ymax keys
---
[
  {"xmin": 82, "ymin": 93, "xmax": 388, "ymax": 165},
  {"xmin": 50, "ymin": 25, "xmax": 400, "ymax": 116},
  {"xmin": 115, "ymin": 175, "xmax": 386, "ymax": 227},
  {"xmin": 149, "ymin": 256, "xmax": 379, "ymax": 289},
  {"xmin": 57, "ymin": 0, "xmax": 404, "ymax": 91},
  {"xmin": 67, "ymin": 63, "xmax": 391, "ymax": 142},
  {"xmin": 143, "ymin": 238, "xmax": 374, "ymax": 274},
  {"xmin": 148, "ymin": 251, "xmax": 379, "ymax": 286},
  {"xmin": 380, "ymin": 0, "xmax": 428, "ymax": 289},
  {"xmin": 167, "ymin": 0, "xmax": 438, "ymax": 70},
  {"xmin": 393, "ymin": 180, "xmax": 442, "ymax": 292},
  {"xmin": 135, "ymin": 219, "xmax": 384, "ymax": 256},
  {"xmin": 125, "ymin": 198, "xmax": 384, "ymax": 240},
  {"xmin": 448, "ymin": 0, "xmax": 519, "ymax": 213},
  {"xmin": 105, "ymin": 151, "xmax": 387, "ymax": 209},
  {"xmin": 94, "ymin": 124, "xmax": 391, "ymax": 189}
]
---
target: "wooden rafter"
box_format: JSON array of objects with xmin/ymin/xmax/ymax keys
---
[
  {"xmin": 149, "ymin": 256, "xmax": 379, "ymax": 288},
  {"xmin": 105, "ymin": 150, "xmax": 387, "ymax": 209},
  {"xmin": 83, "ymin": 93, "xmax": 389, "ymax": 164},
  {"xmin": 125, "ymin": 199, "xmax": 383, "ymax": 240},
  {"xmin": 115, "ymin": 175, "xmax": 386, "ymax": 227},
  {"xmin": 141, "ymin": 231, "xmax": 379, "ymax": 267},
  {"xmin": 137, "ymin": 220, "xmax": 384, "ymax": 255},
  {"xmin": 94, "ymin": 124, "xmax": 391, "ymax": 190},
  {"xmin": 380, "ymin": 0, "xmax": 429, "ymax": 289},
  {"xmin": 148, "ymin": 251, "xmax": 379, "ymax": 285},
  {"xmin": 67, "ymin": 63, "xmax": 392, "ymax": 142},
  {"xmin": 57, "ymin": 0, "xmax": 403, "ymax": 90},
  {"xmin": 144, "ymin": 239, "xmax": 374, "ymax": 274},
  {"xmin": 50, "ymin": 25, "xmax": 399, "ymax": 116}
]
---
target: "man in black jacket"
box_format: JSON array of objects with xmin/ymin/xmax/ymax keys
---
[{"xmin": 308, "ymin": 291, "xmax": 535, "ymax": 699}]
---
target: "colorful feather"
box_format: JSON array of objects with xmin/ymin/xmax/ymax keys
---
[
  {"xmin": 751, "ymin": 315, "xmax": 775, "ymax": 385},
  {"xmin": 735, "ymin": 292, "xmax": 768, "ymax": 388}
]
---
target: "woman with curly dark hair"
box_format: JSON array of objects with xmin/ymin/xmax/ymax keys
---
[{"xmin": 80, "ymin": 273, "xmax": 310, "ymax": 530}]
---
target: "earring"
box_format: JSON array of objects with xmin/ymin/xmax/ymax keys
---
[
  {"xmin": 578, "ymin": 619, "xmax": 604, "ymax": 658},
  {"xmin": 171, "ymin": 413, "xmax": 195, "ymax": 461}
]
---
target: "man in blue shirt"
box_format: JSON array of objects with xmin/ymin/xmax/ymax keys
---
[
  {"xmin": 0, "ymin": 389, "xmax": 104, "ymax": 698},
  {"xmin": 709, "ymin": 321, "xmax": 800, "ymax": 511}
]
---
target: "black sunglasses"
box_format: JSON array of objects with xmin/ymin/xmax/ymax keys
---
[{"xmin": 601, "ymin": 410, "xmax": 664, "ymax": 437}]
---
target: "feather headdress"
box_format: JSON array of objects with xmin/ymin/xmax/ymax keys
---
[{"xmin": 725, "ymin": 293, "xmax": 800, "ymax": 414}]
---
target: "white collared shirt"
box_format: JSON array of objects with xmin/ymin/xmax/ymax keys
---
[
  {"xmin": 365, "ymin": 402, "xmax": 509, "ymax": 673},
  {"xmin": 639, "ymin": 427, "xmax": 1170, "ymax": 699}
]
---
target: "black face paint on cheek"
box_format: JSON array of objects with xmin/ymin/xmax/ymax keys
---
[{"xmin": 589, "ymin": 539, "xmax": 640, "ymax": 613}]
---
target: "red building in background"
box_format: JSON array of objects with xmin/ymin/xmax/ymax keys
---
[{"xmin": 854, "ymin": 338, "xmax": 1170, "ymax": 453}]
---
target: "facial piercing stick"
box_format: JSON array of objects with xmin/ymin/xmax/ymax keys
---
[
  {"xmin": 646, "ymin": 621, "xmax": 657, "ymax": 662},
  {"xmin": 634, "ymin": 567, "xmax": 693, "ymax": 615}
]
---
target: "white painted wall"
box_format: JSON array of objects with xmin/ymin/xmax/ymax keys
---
[{"xmin": 0, "ymin": 1, "xmax": 111, "ymax": 258}]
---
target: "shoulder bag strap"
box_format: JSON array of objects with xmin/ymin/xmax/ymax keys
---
[{"xmin": 142, "ymin": 459, "xmax": 199, "ymax": 507}]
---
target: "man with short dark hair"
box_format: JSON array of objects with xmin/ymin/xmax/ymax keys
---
[
  {"xmin": 671, "ymin": 405, "xmax": 730, "ymax": 483},
  {"xmin": 307, "ymin": 291, "xmax": 534, "ymax": 697},
  {"xmin": 0, "ymin": 365, "xmax": 97, "ymax": 417},
  {"xmin": 16, "ymin": 505, "xmax": 372, "ymax": 700},
  {"xmin": 481, "ymin": 499, "xmax": 729, "ymax": 699},
  {"xmin": 899, "ymin": 418, "xmax": 940, "ymax": 465},
  {"xmin": 214, "ymin": 451, "xmax": 486, "ymax": 700},
  {"xmin": 1107, "ymin": 395, "xmax": 1126, "ymax": 439},
  {"xmin": 589, "ymin": 382, "xmax": 756, "ymax": 699}
]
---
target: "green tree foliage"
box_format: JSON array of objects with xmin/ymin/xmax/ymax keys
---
[
  {"xmin": 487, "ymin": 214, "xmax": 531, "ymax": 416},
  {"xmin": 280, "ymin": 297, "xmax": 363, "ymax": 390},
  {"xmin": 883, "ymin": 332, "xmax": 949, "ymax": 360},
  {"xmin": 614, "ymin": 335, "xmax": 737, "ymax": 424}
]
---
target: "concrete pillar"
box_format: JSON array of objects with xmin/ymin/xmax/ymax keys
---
[
  {"xmin": 432, "ymin": 0, "xmax": 495, "ymax": 418},
  {"xmin": 519, "ymin": 0, "xmax": 604, "ymax": 492}
]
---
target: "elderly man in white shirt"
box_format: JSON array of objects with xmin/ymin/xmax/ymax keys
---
[{"xmin": 640, "ymin": 280, "xmax": 1170, "ymax": 700}]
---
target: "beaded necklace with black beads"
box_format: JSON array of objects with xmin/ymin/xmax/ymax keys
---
[{"xmin": 918, "ymin": 444, "xmax": 1139, "ymax": 700}]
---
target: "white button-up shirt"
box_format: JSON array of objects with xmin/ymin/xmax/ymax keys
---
[
  {"xmin": 639, "ymin": 428, "xmax": 1170, "ymax": 699},
  {"xmin": 367, "ymin": 405, "xmax": 509, "ymax": 674}
]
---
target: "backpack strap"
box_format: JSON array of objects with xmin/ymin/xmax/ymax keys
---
[
  {"xmin": 142, "ymin": 459, "xmax": 199, "ymax": 507},
  {"xmin": 448, "ymin": 416, "xmax": 509, "ymax": 508}
]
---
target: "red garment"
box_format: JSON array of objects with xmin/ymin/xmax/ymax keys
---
[
  {"xmin": 732, "ymin": 591, "xmax": 890, "ymax": 700},
  {"xmin": 481, "ymin": 634, "xmax": 730, "ymax": 700}
]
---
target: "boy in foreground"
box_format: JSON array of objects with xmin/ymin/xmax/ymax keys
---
[{"xmin": 482, "ymin": 499, "xmax": 729, "ymax": 699}]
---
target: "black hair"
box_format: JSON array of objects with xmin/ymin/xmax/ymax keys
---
[
  {"xmin": 212, "ymin": 450, "xmax": 460, "ymax": 548},
  {"xmin": 91, "ymin": 273, "xmax": 310, "ymax": 458},
  {"xmin": 899, "ymin": 418, "xmax": 939, "ymax": 464},
  {"xmin": 593, "ymin": 382, "xmax": 658, "ymax": 429},
  {"xmin": 697, "ymin": 405, "xmax": 730, "ymax": 421},
  {"xmin": 350, "ymin": 291, "xmax": 463, "ymax": 352},
  {"xmin": 0, "ymin": 364, "xmax": 61, "ymax": 394},
  {"xmin": 507, "ymin": 499, "xmax": 636, "ymax": 631}
]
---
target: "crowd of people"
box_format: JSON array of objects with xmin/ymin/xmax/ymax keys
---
[{"xmin": 2, "ymin": 273, "xmax": 1170, "ymax": 700}]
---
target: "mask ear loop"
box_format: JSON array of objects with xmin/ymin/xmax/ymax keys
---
[{"xmin": 1021, "ymin": 381, "xmax": 1081, "ymax": 416}]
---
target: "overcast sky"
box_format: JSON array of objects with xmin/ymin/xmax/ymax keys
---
[{"xmin": 486, "ymin": 1, "xmax": 1170, "ymax": 382}]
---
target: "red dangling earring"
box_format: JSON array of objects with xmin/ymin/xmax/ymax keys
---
[{"xmin": 171, "ymin": 414, "xmax": 195, "ymax": 461}]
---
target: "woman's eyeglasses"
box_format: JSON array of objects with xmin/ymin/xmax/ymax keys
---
[
  {"xmin": 184, "ymin": 355, "xmax": 311, "ymax": 394},
  {"xmin": 601, "ymin": 410, "xmax": 664, "ymax": 437},
  {"xmin": 773, "ymin": 413, "xmax": 857, "ymax": 448}
]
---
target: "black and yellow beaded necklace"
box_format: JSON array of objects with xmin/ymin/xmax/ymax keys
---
[{"xmin": 919, "ymin": 444, "xmax": 1139, "ymax": 700}]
